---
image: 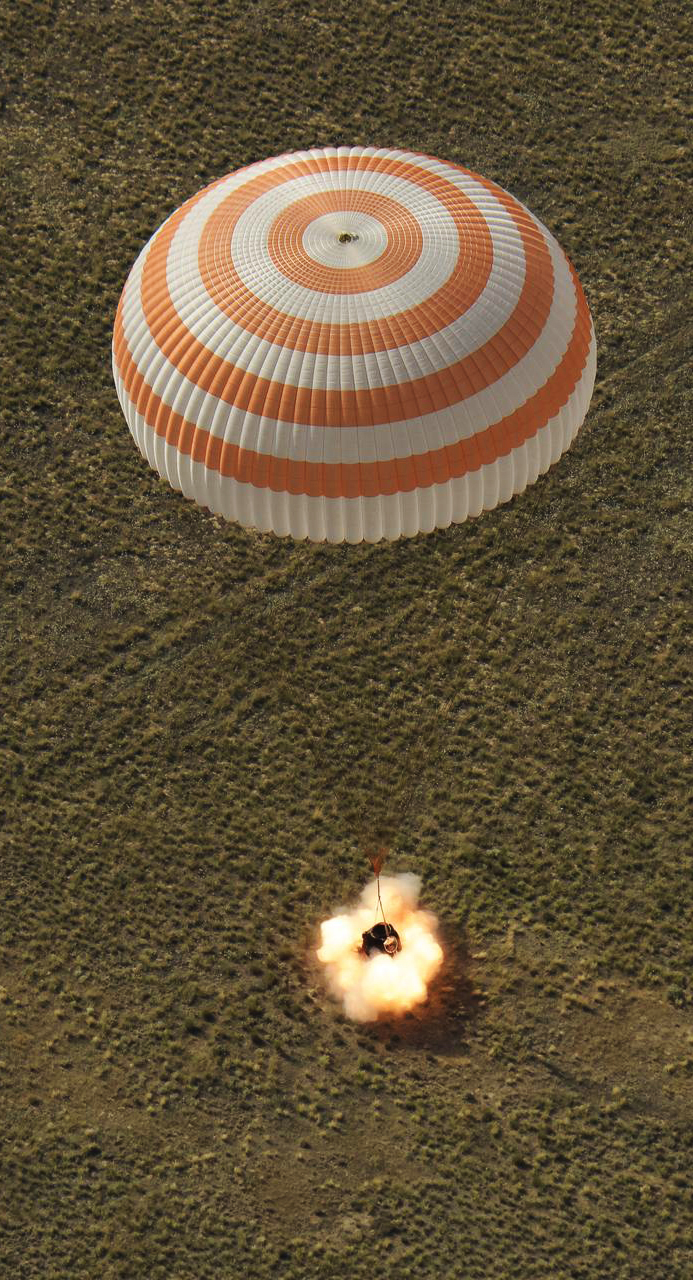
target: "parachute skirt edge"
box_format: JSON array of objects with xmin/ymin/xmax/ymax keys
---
[{"xmin": 113, "ymin": 326, "xmax": 596, "ymax": 544}]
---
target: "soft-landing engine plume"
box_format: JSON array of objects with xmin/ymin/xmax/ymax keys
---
[{"xmin": 317, "ymin": 873, "xmax": 443, "ymax": 1022}]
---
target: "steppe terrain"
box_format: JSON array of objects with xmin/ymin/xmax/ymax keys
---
[{"xmin": 1, "ymin": 2, "xmax": 691, "ymax": 1276}]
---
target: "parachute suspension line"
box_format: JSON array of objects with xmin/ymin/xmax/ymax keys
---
[
  {"xmin": 387, "ymin": 471, "xmax": 556, "ymax": 844},
  {"xmin": 375, "ymin": 872, "xmax": 389, "ymax": 930},
  {"xmin": 372, "ymin": 868, "xmax": 398, "ymax": 946},
  {"xmin": 301, "ymin": 464, "xmax": 559, "ymax": 878}
]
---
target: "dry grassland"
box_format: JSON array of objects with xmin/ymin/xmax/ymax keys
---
[{"xmin": 1, "ymin": 1, "xmax": 692, "ymax": 1276}]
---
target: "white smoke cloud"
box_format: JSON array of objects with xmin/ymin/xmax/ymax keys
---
[{"xmin": 317, "ymin": 873, "xmax": 443, "ymax": 1022}]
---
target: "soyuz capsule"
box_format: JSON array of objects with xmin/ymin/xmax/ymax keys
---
[{"xmin": 361, "ymin": 921, "xmax": 402, "ymax": 958}]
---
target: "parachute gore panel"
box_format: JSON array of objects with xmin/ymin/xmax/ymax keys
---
[{"xmin": 113, "ymin": 146, "xmax": 596, "ymax": 542}]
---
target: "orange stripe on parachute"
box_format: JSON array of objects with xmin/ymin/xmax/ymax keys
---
[
  {"xmin": 112, "ymin": 259, "xmax": 592, "ymax": 497},
  {"xmin": 124, "ymin": 180, "xmax": 554, "ymax": 428},
  {"xmin": 264, "ymin": 188, "xmax": 424, "ymax": 295}
]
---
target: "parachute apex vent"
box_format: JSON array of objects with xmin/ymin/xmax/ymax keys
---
[{"xmin": 112, "ymin": 146, "xmax": 596, "ymax": 543}]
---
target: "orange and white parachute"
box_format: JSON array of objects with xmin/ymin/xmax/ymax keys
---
[{"xmin": 113, "ymin": 146, "xmax": 596, "ymax": 543}]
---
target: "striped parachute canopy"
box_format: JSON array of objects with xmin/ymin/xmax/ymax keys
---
[{"xmin": 113, "ymin": 147, "xmax": 596, "ymax": 543}]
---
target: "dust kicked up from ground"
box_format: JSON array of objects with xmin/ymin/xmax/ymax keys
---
[{"xmin": 317, "ymin": 874, "xmax": 443, "ymax": 1021}]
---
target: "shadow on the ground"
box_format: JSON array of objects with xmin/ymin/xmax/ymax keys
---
[{"xmin": 367, "ymin": 923, "xmax": 486, "ymax": 1053}]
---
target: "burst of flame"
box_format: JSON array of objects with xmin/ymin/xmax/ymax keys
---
[{"xmin": 316, "ymin": 873, "xmax": 443, "ymax": 1022}]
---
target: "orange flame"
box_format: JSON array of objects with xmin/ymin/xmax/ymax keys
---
[{"xmin": 316, "ymin": 873, "xmax": 443, "ymax": 1021}]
